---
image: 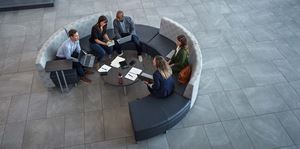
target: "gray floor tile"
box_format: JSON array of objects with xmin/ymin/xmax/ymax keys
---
[
  {"xmin": 182, "ymin": 95, "xmax": 219, "ymax": 127},
  {"xmin": 83, "ymin": 84, "xmax": 102, "ymax": 112},
  {"xmin": 103, "ymin": 107, "xmax": 133, "ymax": 140},
  {"xmin": 85, "ymin": 138, "xmax": 127, "ymax": 149},
  {"xmin": 243, "ymin": 86, "xmax": 289, "ymax": 114},
  {"xmin": 273, "ymin": 59, "xmax": 300, "ymax": 82},
  {"xmin": 225, "ymin": 90, "xmax": 256, "ymax": 118},
  {"xmin": 215, "ymin": 67, "xmax": 240, "ymax": 91},
  {"xmin": 274, "ymin": 39, "xmax": 300, "ymax": 61},
  {"xmin": 247, "ymin": 26, "xmax": 277, "ymax": 42},
  {"xmin": 18, "ymin": 51, "xmax": 37, "ymax": 72},
  {"xmin": 241, "ymin": 114, "xmax": 293, "ymax": 149},
  {"xmin": 167, "ymin": 125, "xmax": 211, "ymax": 149},
  {"xmin": 126, "ymin": 137, "xmax": 148, "ymax": 149},
  {"xmin": 23, "ymin": 117, "xmax": 65, "ymax": 149},
  {"xmin": 147, "ymin": 134, "xmax": 169, "ymax": 149},
  {"xmin": 47, "ymin": 88, "xmax": 84, "ymax": 117},
  {"xmin": 218, "ymin": 46, "xmax": 242, "ymax": 66},
  {"xmin": 27, "ymin": 92, "xmax": 47, "ymax": 120},
  {"xmin": 231, "ymin": 44, "xmax": 258, "ymax": 64},
  {"xmin": 101, "ymin": 87, "xmax": 121, "ymax": 110},
  {"xmin": 244, "ymin": 62, "xmax": 287, "ymax": 86},
  {"xmin": 0, "ymin": 72, "xmax": 33, "ymax": 98},
  {"xmin": 199, "ymin": 69, "xmax": 223, "ymax": 95},
  {"xmin": 0, "ymin": 96, "xmax": 11, "ymax": 125},
  {"xmin": 197, "ymin": 31, "xmax": 228, "ymax": 49},
  {"xmin": 202, "ymin": 48, "xmax": 227, "ymax": 69},
  {"xmin": 229, "ymin": 65, "xmax": 256, "ymax": 88},
  {"xmin": 203, "ymin": 0, "xmax": 231, "ymax": 14},
  {"xmin": 65, "ymin": 113, "xmax": 84, "ymax": 146},
  {"xmin": 279, "ymin": 145, "xmax": 298, "ymax": 149},
  {"xmin": 291, "ymin": 81, "xmax": 300, "ymax": 96},
  {"xmin": 222, "ymin": 119, "xmax": 254, "ymax": 149},
  {"xmin": 1, "ymin": 122, "xmax": 25, "ymax": 149},
  {"xmin": 204, "ymin": 122, "xmax": 233, "ymax": 149},
  {"xmin": 232, "ymin": 29, "xmax": 257, "ymax": 44},
  {"xmin": 276, "ymin": 111, "xmax": 300, "ymax": 145},
  {"xmin": 209, "ymin": 92, "xmax": 238, "ymax": 121},
  {"xmin": 84, "ymin": 111, "xmax": 104, "ymax": 143},
  {"xmin": 0, "ymin": 124, "xmax": 4, "ymax": 148},
  {"xmin": 246, "ymin": 42, "xmax": 284, "ymax": 61},
  {"xmin": 274, "ymin": 83, "xmax": 300, "ymax": 109},
  {"xmin": 285, "ymin": 37, "xmax": 300, "ymax": 56},
  {"xmin": 7, "ymin": 94, "xmax": 30, "ymax": 123},
  {"xmin": 64, "ymin": 144, "xmax": 85, "ymax": 149}
]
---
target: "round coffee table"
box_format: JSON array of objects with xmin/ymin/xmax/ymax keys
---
[{"xmin": 100, "ymin": 55, "xmax": 143, "ymax": 95}]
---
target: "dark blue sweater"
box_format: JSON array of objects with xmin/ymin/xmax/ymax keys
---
[{"xmin": 150, "ymin": 70, "xmax": 174, "ymax": 98}]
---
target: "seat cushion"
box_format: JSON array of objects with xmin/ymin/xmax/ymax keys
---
[
  {"xmin": 135, "ymin": 24, "xmax": 159, "ymax": 44},
  {"xmin": 129, "ymin": 98, "xmax": 168, "ymax": 132},
  {"xmin": 147, "ymin": 34, "xmax": 176, "ymax": 57},
  {"xmin": 128, "ymin": 93, "xmax": 190, "ymax": 141}
]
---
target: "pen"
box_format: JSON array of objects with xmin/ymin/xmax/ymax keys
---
[{"xmin": 128, "ymin": 73, "xmax": 133, "ymax": 77}]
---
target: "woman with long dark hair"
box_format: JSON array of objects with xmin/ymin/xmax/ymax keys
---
[
  {"xmin": 89, "ymin": 15, "xmax": 121, "ymax": 67},
  {"xmin": 168, "ymin": 35, "xmax": 189, "ymax": 75}
]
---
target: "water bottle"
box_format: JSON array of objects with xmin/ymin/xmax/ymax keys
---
[{"xmin": 118, "ymin": 72, "xmax": 123, "ymax": 85}]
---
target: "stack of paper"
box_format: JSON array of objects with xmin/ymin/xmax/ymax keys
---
[
  {"xmin": 110, "ymin": 56, "xmax": 125, "ymax": 68},
  {"xmin": 98, "ymin": 64, "xmax": 112, "ymax": 72},
  {"xmin": 125, "ymin": 67, "xmax": 142, "ymax": 81}
]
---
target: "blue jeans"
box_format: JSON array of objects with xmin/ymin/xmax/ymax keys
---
[{"xmin": 90, "ymin": 43, "xmax": 113, "ymax": 62}]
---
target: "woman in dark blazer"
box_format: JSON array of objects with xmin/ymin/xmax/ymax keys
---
[
  {"xmin": 144, "ymin": 56, "xmax": 174, "ymax": 98},
  {"xmin": 169, "ymin": 35, "xmax": 189, "ymax": 75}
]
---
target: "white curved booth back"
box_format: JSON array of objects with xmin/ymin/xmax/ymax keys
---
[{"xmin": 159, "ymin": 17, "xmax": 202, "ymax": 108}]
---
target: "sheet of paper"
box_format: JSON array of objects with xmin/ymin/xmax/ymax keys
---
[
  {"xmin": 166, "ymin": 50, "xmax": 175, "ymax": 59},
  {"xmin": 98, "ymin": 64, "xmax": 112, "ymax": 72},
  {"xmin": 125, "ymin": 72, "xmax": 137, "ymax": 81},
  {"xmin": 129, "ymin": 67, "xmax": 142, "ymax": 75},
  {"xmin": 110, "ymin": 56, "xmax": 125, "ymax": 68}
]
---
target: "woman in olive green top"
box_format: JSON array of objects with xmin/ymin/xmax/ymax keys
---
[{"xmin": 168, "ymin": 35, "xmax": 189, "ymax": 75}]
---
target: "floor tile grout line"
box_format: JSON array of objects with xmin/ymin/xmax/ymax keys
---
[{"xmin": 274, "ymin": 112, "xmax": 297, "ymax": 147}]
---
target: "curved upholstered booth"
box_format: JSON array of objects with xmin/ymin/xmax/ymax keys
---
[{"xmin": 35, "ymin": 12, "xmax": 202, "ymax": 142}]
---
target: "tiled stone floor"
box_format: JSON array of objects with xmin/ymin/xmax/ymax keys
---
[{"xmin": 0, "ymin": 0, "xmax": 300, "ymax": 148}]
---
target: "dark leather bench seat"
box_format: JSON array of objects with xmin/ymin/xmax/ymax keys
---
[
  {"xmin": 128, "ymin": 93, "xmax": 190, "ymax": 141},
  {"xmin": 145, "ymin": 34, "xmax": 176, "ymax": 57}
]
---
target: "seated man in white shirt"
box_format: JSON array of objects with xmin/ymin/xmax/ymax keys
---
[{"xmin": 56, "ymin": 29, "xmax": 93, "ymax": 84}]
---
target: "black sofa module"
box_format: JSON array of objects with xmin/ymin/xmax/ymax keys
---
[{"xmin": 128, "ymin": 93, "xmax": 190, "ymax": 141}]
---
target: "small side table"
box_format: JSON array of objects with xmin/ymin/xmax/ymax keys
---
[{"xmin": 45, "ymin": 59, "xmax": 73, "ymax": 93}]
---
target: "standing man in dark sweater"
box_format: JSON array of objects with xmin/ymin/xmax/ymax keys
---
[{"xmin": 113, "ymin": 10, "xmax": 143, "ymax": 62}]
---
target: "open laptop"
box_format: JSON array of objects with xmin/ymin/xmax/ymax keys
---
[
  {"xmin": 78, "ymin": 50, "xmax": 95, "ymax": 68},
  {"xmin": 117, "ymin": 34, "xmax": 132, "ymax": 44}
]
